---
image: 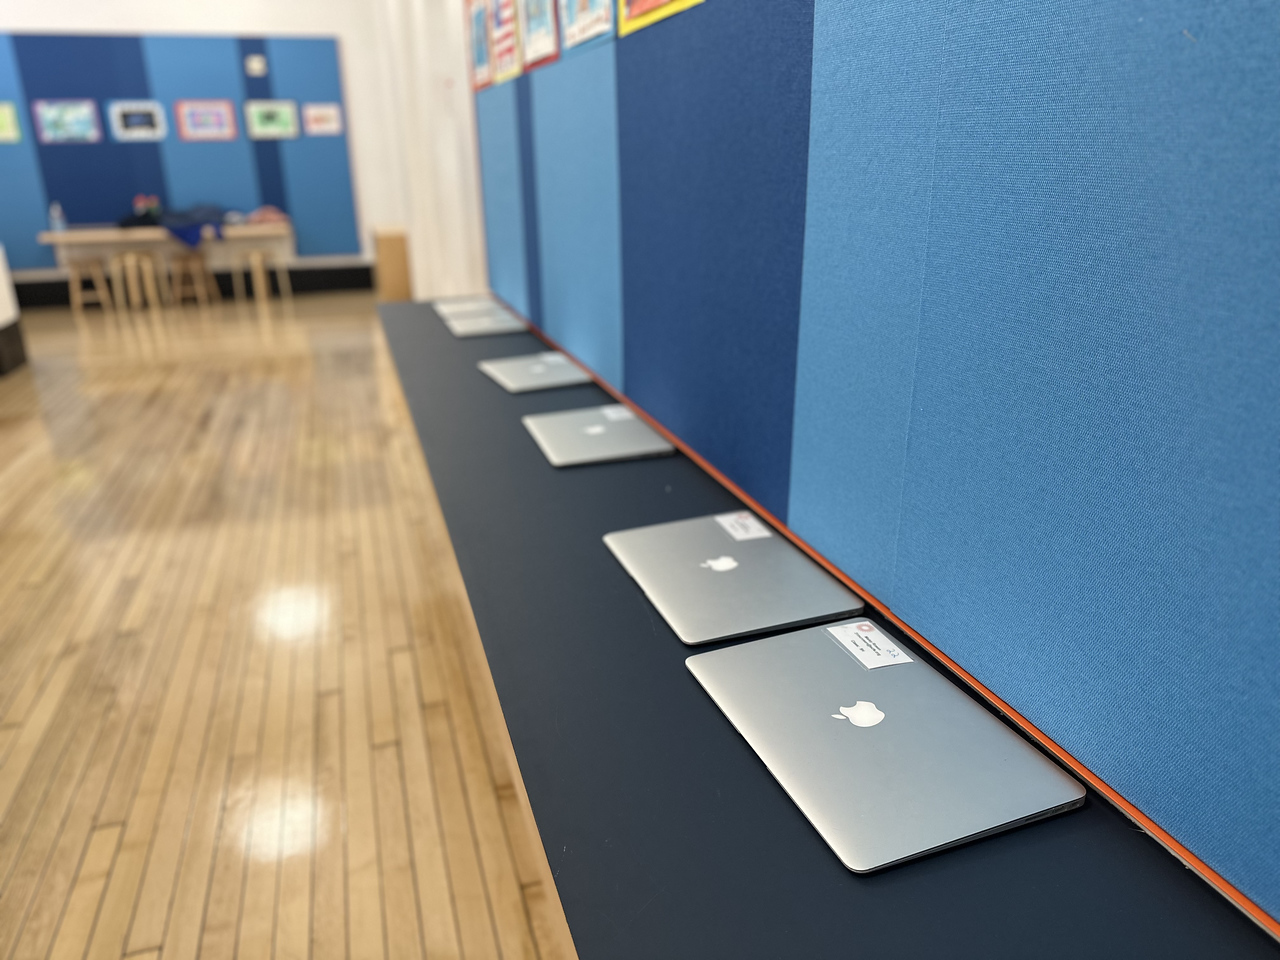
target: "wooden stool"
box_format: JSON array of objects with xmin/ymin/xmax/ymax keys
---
[
  {"xmin": 110, "ymin": 252, "xmax": 163, "ymax": 311},
  {"xmin": 66, "ymin": 259, "xmax": 115, "ymax": 322},
  {"xmin": 171, "ymin": 251, "xmax": 220, "ymax": 307},
  {"xmin": 233, "ymin": 249, "xmax": 293, "ymax": 311}
]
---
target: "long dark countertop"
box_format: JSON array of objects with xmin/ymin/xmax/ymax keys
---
[{"xmin": 381, "ymin": 301, "xmax": 1280, "ymax": 960}]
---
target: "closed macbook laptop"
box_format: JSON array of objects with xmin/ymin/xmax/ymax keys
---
[
  {"xmin": 604, "ymin": 512, "xmax": 862, "ymax": 645},
  {"xmin": 686, "ymin": 619, "xmax": 1085, "ymax": 872},
  {"xmin": 434, "ymin": 301, "xmax": 526, "ymax": 337},
  {"xmin": 433, "ymin": 294, "xmax": 498, "ymax": 315},
  {"xmin": 522, "ymin": 404, "xmax": 674, "ymax": 467},
  {"xmin": 478, "ymin": 351, "xmax": 592, "ymax": 393}
]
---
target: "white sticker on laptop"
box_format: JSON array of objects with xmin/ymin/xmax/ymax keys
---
[
  {"xmin": 828, "ymin": 620, "xmax": 913, "ymax": 670},
  {"xmin": 601, "ymin": 405, "xmax": 634, "ymax": 421},
  {"xmin": 714, "ymin": 511, "xmax": 773, "ymax": 541}
]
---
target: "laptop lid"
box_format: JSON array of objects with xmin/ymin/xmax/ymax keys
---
[
  {"xmin": 478, "ymin": 351, "xmax": 593, "ymax": 393},
  {"xmin": 433, "ymin": 294, "xmax": 498, "ymax": 315},
  {"xmin": 686, "ymin": 619, "xmax": 1085, "ymax": 873},
  {"xmin": 604, "ymin": 512, "xmax": 863, "ymax": 645},
  {"xmin": 438, "ymin": 306, "xmax": 526, "ymax": 338},
  {"xmin": 522, "ymin": 404, "xmax": 674, "ymax": 467}
]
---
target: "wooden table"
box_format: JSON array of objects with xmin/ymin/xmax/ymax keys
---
[{"xmin": 39, "ymin": 222, "xmax": 296, "ymax": 314}]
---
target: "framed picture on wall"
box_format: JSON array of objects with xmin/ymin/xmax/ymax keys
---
[
  {"xmin": 107, "ymin": 100, "xmax": 168, "ymax": 142},
  {"xmin": 490, "ymin": 0, "xmax": 523, "ymax": 84},
  {"xmin": 558, "ymin": 0, "xmax": 612, "ymax": 47},
  {"xmin": 470, "ymin": 0, "xmax": 493, "ymax": 89},
  {"xmin": 32, "ymin": 99, "xmax": 102, "ymax": 144},
  {"xmin": 617, "ymin": 0, "xmax": 703, "ymax": 37},
  {"xmin": 519, "ymin": 0, "xmax": 559, "ymax": 68},
  {"xmin": 244, "ymin": 100, "xmax": 300, "ymax": 140},
  {"xmin": 0, "ymin": 102, "xmax": 20, "ymax": 144},
  {"xmin": 302, "ymin": 103, "xmax": 344, "ymax": 137},
  {"xmin": 175, "ymin": 99, "xmax": 238, "ymax": 142}
]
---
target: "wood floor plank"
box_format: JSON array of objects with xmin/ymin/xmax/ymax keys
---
[{"xmin": 0, "ymin": 297, "xmax": 578, "ymax": 960}]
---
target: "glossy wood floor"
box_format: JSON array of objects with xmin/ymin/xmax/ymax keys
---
[{"xmin": 0, "ymin": 293, "xmax": 576, "ymax": 960}]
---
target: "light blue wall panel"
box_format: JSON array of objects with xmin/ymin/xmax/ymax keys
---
[
  {"xmin": 266, "ymin": 38, "xmax": 360, "ymax": 254},
  {"xmin": 796, "ymin": 0, "xmax": 1280, "ymax": 917},
  {"xmin": 788, "ymin": 1, "xmax": 946, "ymax": 602},
  {"xmin": 0, "ymin": 36, "xmax": 51, "ymax": 269},
  {"xmin": 141, "ymin": 37, "xmax": 260, "ymax": 214},
  {"xmin": 529, "ymin": 43, "xmax": 623, "ymax": 388},
  {"xmin": 475, "ymin": 83, "xmax": 530, "ymax": 316}
]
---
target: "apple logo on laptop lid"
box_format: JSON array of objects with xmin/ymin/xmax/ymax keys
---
[
  {"xmin": 699, "ymin": 556, "xmax": 738, "ymax": 572},
  {"xmin": 832, "ymin": 702, "xmax": 885, "ymax": 727}
]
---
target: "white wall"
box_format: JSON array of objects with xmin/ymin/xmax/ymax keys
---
[{"xmin": 1, "ymin": 0, "xmax": 487, "ymax": 297}]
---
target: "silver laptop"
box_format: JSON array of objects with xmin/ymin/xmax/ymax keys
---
[
  {"xmin": 434, "ymin": 301, "xmax": 527, "ymax": 337},
  {"xmin": 686, "ymin": 619, "xmax": 1085, "ymax": 873},
  {"xmin": 604, "ymin": 512, "xmax": 863, "ymax": 645},
  {"xmin": 522, "ymin": 404, "xmax": 674, "ymax": 467},
  {"xmin": 478, "ymin": 351, "xmax": 593, "ymax": 393},
  {"xmin": 433, "ymin": 294, "xmax": 498, "ymax": 315}
]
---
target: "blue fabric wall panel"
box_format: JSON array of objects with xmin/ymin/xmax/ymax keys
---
[
  {"xmin": 13, "ymin": 35, "xmax": 168, "ymax": 224},
  {"xmin": 0, "ymin": 36, "xmax": 52, "ymax": 269},
  {"xmin": 267, "ymin": 38, "xmax": 360, "ymax": 255},
  {"xmin": 141, "ymin": 37, "xmax": 260, "ymax": 214},
  {"xmin": 616, "ymin": 0, "xmax": 815, "ymax": 519},
  {"xmin": 889, "ymin": 1, "xmax": 1280, "ymax": 915},
  {"xmin": 530, "ymin": 43, "xmax": 624, "ymax": 388},
  {"xmin": 787, "ymin": 1, "xmax": 948, "ymax": 603},
  {"xmin": 475, "ymin": 84, "xmax": 530, "ymax": 317}
]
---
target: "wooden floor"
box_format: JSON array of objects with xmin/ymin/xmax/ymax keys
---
[{"xmin": 0, "ymin": 293, "xmax": 576, "ymax": 960}]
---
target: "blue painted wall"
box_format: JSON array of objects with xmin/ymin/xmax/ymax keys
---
[
  {"xmin": 529, "ymin": 42, "xmax": 624, "ymax": 388},
  {"xmin": 472, "ymin": 0, "xmax": 1280, "ymax": 920},
  {"xmin": 268, "ymin": 38, "xmax": 359, "ymax": 255},
  {"xmin": 617, "ymin": 0, "xmax": 815, "ymax": 519},
  {"xmin": 141, "ymin": 37, "xmax": 260, "ymax": 213},
  {"xmin": 0, "ymin": 37, "xmax": 51, "ymax": 269},
  {"xmin": 475, "ymin": 83, "xmax": 531, "ymax": 317},
  {"xmin": 0, "ymin": 32, "xmax": 358, "ymax": 269}
]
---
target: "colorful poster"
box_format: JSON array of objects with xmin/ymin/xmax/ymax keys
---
[
  {"xmin": 32, "ymin": 99, "xmax": 101, "ymax": 144},
  {"xmin": 302, "ymin": 103, "xmax": 344, "ymax": 136},
  {"xmin": 617, "ymin": 0, "xmax": 702, "ymax": 36},
  {"xmin": 0, "ymin": 102, "xmax": 20, "ymax": 144},
  {"xmin": 176, "ymin": 100, "xmax": 237, "ymax": 141},
  {"xmin": 244, "ymin": 100, "xmax": 299, "ymax": 140},
  {"xmin": 558, "ymin": 0, "xmax": 612, "ymax": 47},
  {"xmin": 490, "ymin": 0, "xmax": 523, "ymax": 84},
  {"xmin": 107, "ymin": 100, "xmax": 167, "ymax": 142},
  {"xmin": 470, "ymin": 0, "xmax": 494, "ymax": 89},
  {"xmin": 519, "ymin": 0, "xmax": 559, "ymax": 67}
]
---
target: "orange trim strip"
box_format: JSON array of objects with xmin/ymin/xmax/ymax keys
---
[{"xmin": 495, "ymin": 304, "xmax": 1280, "ymax": 941}]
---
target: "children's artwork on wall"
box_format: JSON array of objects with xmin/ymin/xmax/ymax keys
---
[
  {"xmin": 519, "ymin": 0, "xmax": 559, "ymax": 67},
  {"xmin": 558, "ymin": 0, "xmax": 612, "ymax": 47},
  {"xmin": 245, "ymin": 99, "xmax": 300, "ymax": 140},
  {"xmin": 107, "ymin": 100, "xmax": 168, "ymax": 142},
  {"xmin": 302, "ymin": 102, "xmax": 344, "ymax": 136},
  {"xmin": 470, "ymin": 0, "xmax": 494, "ymax": 89},
  {"xmin": 175, "ymin": 100, "xmax": 238, "ymax": 142},
  {"xmin": 32, "ymin": 99, "xmax": 102, "ymax": 144},
  {"xmin": 491, "ymin": 0, "xmax": 523, "ymax": 84},
  {"xmin": 0, "ymin": 102, "xmax": 20, "ymax": 144},
  {"xmin": 617, "ymin": 0, "xmax": 702, "ymax": 36}
]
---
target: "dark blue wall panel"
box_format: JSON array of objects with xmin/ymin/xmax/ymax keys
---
[
  {"xmin": 238, "ymin": 37, "xmax": 286, "ymax": 213},
  {"xmin": 616, "ymin": 0, "xmax": 815, "ymax": 519},
  {"xmin": 0, "ymin": 36, "xmax": 52, "ymax": 269},
  {"xmin": 268, "ymin": 38, "xmax": 360, "ymax": 255},
  {"xmin": 13, "ymin": 35, "xmax": 168, "ymax": 225},
  {"xmin": 514, "ymin": 76, "xmax": 544, "ymax": 327},
  {"xmin": 794, "ymin": 0, "xmax": 1280, "ymax": 918},
  {"xmin": 141, "ymin": 37, "xmax": 260, "ymax": 213}
]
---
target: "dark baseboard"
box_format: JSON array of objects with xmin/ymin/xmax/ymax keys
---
[
  {"xmin": 16, "ymin": 265, "xmax": 373, "ymax": 308},
  {"xmin": 0, "ymin": 321, "xmax": 27, "ymax": 375}
]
